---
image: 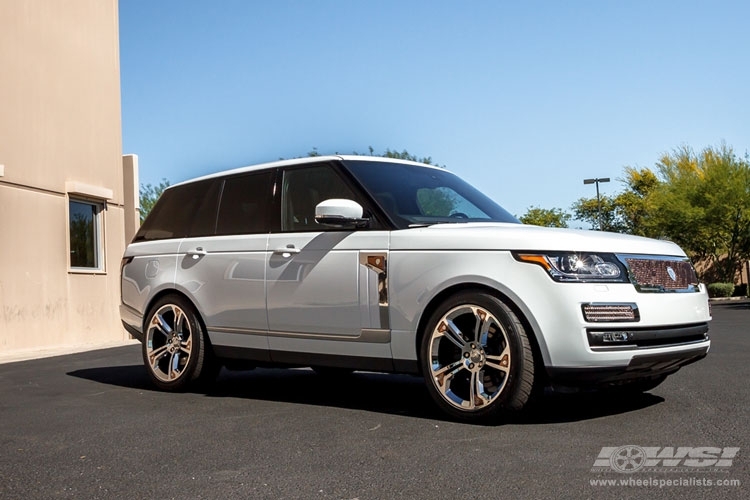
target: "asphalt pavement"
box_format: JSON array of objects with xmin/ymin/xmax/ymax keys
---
[{"xmin": 0, "ymin": 302, "xmax": 747, "ymax": 499}]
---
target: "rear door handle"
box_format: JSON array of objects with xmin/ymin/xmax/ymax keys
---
[
  {"xmin": 273, "ymin": 245, "xmax": 301, "ymax": 256},
  {"xmin": 187, "ymin": 247, "xmax": 207, "ymax": 259}
]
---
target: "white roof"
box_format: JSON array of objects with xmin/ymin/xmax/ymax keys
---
[{"xmin": 169, "ymin": 155, "xmax": 445, "ymax": 188}]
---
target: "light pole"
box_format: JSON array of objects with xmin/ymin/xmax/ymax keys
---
[{"xmin": 583, "ymin": 177, "xmax": 610, "ymax": 230}]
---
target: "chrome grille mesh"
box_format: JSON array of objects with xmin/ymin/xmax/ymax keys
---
[
  {"xmin": 624, "ymin": 258, "xmax": 698, "ymax": 291},
  {"xmin": 582, "ymin": 304, "xmax": 638, "ymax": 322}
]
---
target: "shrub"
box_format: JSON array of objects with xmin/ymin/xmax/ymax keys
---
[
  {"xmin": 707, "ymin": 282, "xmax": 735, "ymax": 298},
  {"xmin": 733, "ymin": 284, "xmax": 748, "ymax": 297}
]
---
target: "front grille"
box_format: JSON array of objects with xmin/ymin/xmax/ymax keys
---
[{"xmin": 623, "ymin": 257, "xmax": 698, "ymax": 292}]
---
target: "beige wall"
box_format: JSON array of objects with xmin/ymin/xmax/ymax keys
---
[{"xmin": 0, "ymin": 0, "xmax": 131, "ymax": 353}]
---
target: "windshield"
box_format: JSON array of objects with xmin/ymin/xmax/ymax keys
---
[{"xmin": 343, "ymin": 160, "xmax": 519, "ymax": 229}]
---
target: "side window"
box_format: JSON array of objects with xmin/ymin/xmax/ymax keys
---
[
  {"xmin": 216, "ymin": 171, "xmax": 273, "ymax": 235},
  {"xmin": 134, "ymin": 179, "xmax": 221, "ymax": 241},
  {"xmin": 281, "ymin": 164, "xmax": 360, "ymax": 231},
  {"xmin": 69, "ymin": 198, "xmax": 103, "ymax": 270}
]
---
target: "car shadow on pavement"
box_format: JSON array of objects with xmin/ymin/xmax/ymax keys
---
[
  {"xmin": 68, "ymin": 364, "xmax": 154, "ymax": 390},
  {"xmin": 512, "ymin": 390, "xmax": 664, "ymax": 425},
  {"xmin": 68, "ymin": 365, "xmax": 664, "ymax": 425}
]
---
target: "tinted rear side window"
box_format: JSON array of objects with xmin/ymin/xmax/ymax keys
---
[
  {"xmin": 134, "ymin": 179, "xmax": 221, "ymax": 241},
  {"xmin": 216, "ymin": 171, "xmax": 274, "ymax": 235}
]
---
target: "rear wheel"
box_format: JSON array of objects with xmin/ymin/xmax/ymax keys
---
[
  {"xmin": 142, "ymin": 295, "xmax": 218, "ymax": 391},
  {"xmin": 420, "ymin": 291, "xmax": 536, "ymax": 422}
]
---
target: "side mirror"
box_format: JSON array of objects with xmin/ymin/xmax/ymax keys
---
[{"xmin": 315, "ymin": 199, "xmax": 370, "ymax": 228}]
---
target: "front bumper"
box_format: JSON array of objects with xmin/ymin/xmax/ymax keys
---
[{"xmin": 546, "ymin": 344, "xmax": 708, "ymax": 387}]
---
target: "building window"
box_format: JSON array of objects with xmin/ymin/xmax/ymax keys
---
[{"xmin": 69, "ymin": 199, "xmax": 103, "ymax": 270}]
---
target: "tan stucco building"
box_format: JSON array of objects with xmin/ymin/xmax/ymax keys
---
[{"xmin": 0, "ymin": 0, "xmax": 138, "ymax": 356}]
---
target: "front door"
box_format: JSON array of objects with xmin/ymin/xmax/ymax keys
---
[{"xmin": 265, "ymin": 163, "xmax": 391, "ymax": 364}]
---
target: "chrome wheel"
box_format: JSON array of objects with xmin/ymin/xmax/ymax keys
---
[
  {"xmin": 145, "ymin": 303, "xmax": 194, "ymax": 383},
  {"xmin": 421, "ymin": 291, "xmax": 536, "ymax": 421},
  {"xmin": 428, "ymin": 304, "xmax": 512, "ymax": 411}
]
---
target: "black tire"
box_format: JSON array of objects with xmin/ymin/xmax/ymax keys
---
[
  {"xmin": 420, "ymin": 290, "xmax": 536, "ymax": 422},
  {"xmin": 142, "ymin": 295, "xmax": 218, "ymax": 391}
]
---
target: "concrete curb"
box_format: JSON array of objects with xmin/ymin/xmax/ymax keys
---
[{"xmin": 709, "ymin": 296, "xmax": 750, "ymax": 302}]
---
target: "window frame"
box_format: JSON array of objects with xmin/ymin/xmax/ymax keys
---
[
  {"xmin": 276, "ymin": 161, "xmax": 388, "ymax": 233},
  {"xmin": 68, "ymin": 196, "xmax": 105, "ymax": 274}
]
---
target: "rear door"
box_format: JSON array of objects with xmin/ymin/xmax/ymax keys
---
[{"xmin": 175, "ymin": 170, "xmax": 275, "ymax": 359}]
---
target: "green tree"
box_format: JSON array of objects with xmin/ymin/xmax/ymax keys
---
[
  {"xmin": 542, "ymin": 143, "xmax": 749, "ymax": 282},
  {"xmin": 571, "ymin": 167, "xmax": 662, "ymax": 234},
  {"xmin": 650, "ymin": 144, "xmax": 750, "ymax": 282},
  {"xmin": 571, "ymin": 195, "xmax": 625, "ymax": 232},
  {"xmin": 139, "ymin": 179, "xmax": 170, "ymax": 223},
  {"xmin": 612, "ymin": 167, "xmax": 661, "ymax": 236},
  {"xmin": 380, "ymin": 148, "xmax": 437, "ymax": 165},
  {"xmin": 519, "ymin": 206, "xmax": 571, "ymax": 228}
]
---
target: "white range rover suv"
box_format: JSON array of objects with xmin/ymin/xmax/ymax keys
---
[{"xmin": 120, "ymin": 156, "xmax": 711, "ymax": 422}]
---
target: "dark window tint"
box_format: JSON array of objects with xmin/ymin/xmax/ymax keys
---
[
  {"xmin": 134, "ymin": 179, "xmax": 221, "ymax": 241},
  {"xmin": 69, "ymin": 199, "xmax": 100, "ymax": 268},
  {"xmin": 281, "ymin": 164, "xmax": 360, "ymax": 231},
  {"xmin": 216, "ymin": 171, "xmax": 273, "ymax": 235},
  {"xmin": 343, "ymin": 160, "xmax": 519, "ymax": 229}
]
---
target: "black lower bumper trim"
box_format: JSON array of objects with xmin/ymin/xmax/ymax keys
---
[
  {"xmin": 587, "ymin": 322, "xmax": 709, "ymax": 349},
  {"xmin": 546, "ymin": 345, "xmax": 709, "ymax": 386},
  {"xmin": 211, "ymin": 345, "xmax": 395, "ymax": 372}
]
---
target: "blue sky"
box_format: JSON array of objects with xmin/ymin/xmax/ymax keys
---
[{"xmin": 119, "ymin": 1, "xmax": 750, "ymax": 221}]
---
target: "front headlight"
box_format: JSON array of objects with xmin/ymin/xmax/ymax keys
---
[{"xmin": 513, "ymin": 252, "xmax": 628, "ymax": 283}]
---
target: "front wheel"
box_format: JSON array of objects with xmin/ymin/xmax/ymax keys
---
[
  {"xmin": 420, "ymin": 291, "xmax": 536, "ymax": 422},
  {"xmin": 142, "ymin": 295, "xmax": 218, "ymax": 391}
]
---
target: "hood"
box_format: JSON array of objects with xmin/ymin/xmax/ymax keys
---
[{"xmin": 389, "ymin": 222, "xmax": 686, "ymax": 257}]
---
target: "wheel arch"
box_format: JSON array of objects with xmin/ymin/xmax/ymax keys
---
[
  {"xmin": 142, "ymin": 289, "xmax": 211, "ymax": 348},
  {"xmin": 413, "ymin": 282, "xmax": 551, "ymax": 378}
]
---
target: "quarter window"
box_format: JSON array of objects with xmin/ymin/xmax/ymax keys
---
[
  {"xmin": 134, "ymin": 179, "xmax": 221, "ymax": 241},
  {"xmin": 69, "ymin": 199, "xmax": 103, "ymax": 270}
]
